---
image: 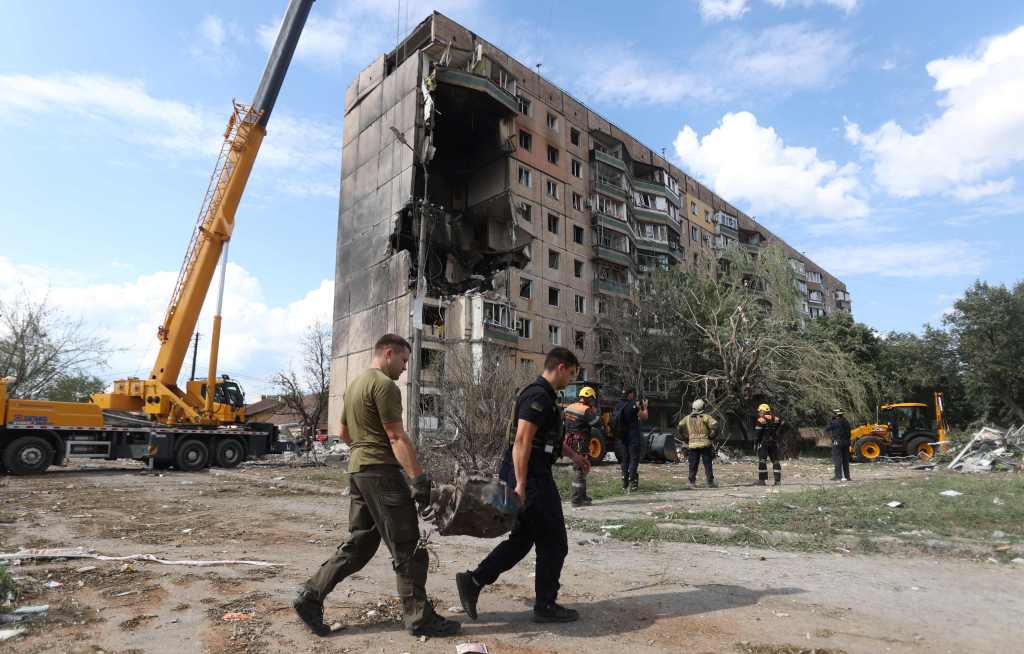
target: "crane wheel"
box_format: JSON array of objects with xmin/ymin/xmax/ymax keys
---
[
  {"xmin": 176, "ymin": 439, "xmax": 210, "ymax": 471},
  {"xmin": 854, "ymin": 437, "xmax": 884, "ymax": 463},
  {"xmin": 906, "ymin": 437, "xmax": 935, "ymax": 461},
  {"xmin": 2, "ymin": 435, "xmax": 55, "ymax": 475},
  {"xmin": 587, "ymin": 432, "xmax": 608, "ymax": 466},
  {"xmin": 214, "ymin": 438, "xmax": 245, "ymax": 469}
]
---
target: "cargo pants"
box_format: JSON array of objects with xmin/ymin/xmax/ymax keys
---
[
  {"xmin": 566, "ymin": 431, "xmax": 589, "ymax": 504},
  {"xmin": 302, "ymin": 464, "xmax": 436, "ymax": 630},
  {"xmin": 832, "ymin": 440, "xmax": 852, "ymax": 480},
  {"xmin": 757, "ymin": 440, "xmax": 782, "ymax": 484}
]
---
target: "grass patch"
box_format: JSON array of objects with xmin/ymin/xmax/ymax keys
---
[
  {"xmin": 554, "ymin": 464, "xmax": 684, "ymax": 499},
  {"xmin": 0, "ymin": 563, "xmax": 17, "ymax": 606},
  {"xmin": 289, "ymin": 466, "xmax": 349, "ymax": 485}
]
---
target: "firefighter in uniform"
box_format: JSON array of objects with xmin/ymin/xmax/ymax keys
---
[
  {"xmin": 564, "ymin": 386, "xmax": 601, "ymax": 507},
  {"xmin": 678, "ymin": 399, "xmax": 718, "ymax": 489},
  {"xmin": 456, "ymin": 348, "xmax": 589, "ymax": 624},
  {"xmin": 754, "ymin": 403, "xmax": 783, "ymax": 486}
]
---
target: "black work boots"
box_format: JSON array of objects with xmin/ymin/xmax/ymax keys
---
[
  {"xmin": 533, "ymin": 602, "xmax": 580, "ymax": 623},
  {"xmin": 293, "ymin": 590, "xmax": 330, "ymax": 636},
  {"xmin": 410, "ymin": 614, "xmax": 461, "ymax": 637},
  {"xmin": 456, "ymin": 571, "xmax": 481, "ymax": 620}
]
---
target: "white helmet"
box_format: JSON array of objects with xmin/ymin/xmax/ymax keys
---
[{"xmin": 692, "ymin": 399, "xmax": 705, "ymax": 412}]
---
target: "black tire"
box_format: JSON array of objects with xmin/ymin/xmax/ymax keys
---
[
  {"xmin": 587, "ymin": 431, "xmax": 608, "ymax": 466},
  {"xmin": 214, "ymin": 438, "xmax": 245, "ymax": 469},
  {"xmin": 853, "ymin": 436, "xmax": 884, "ymax": 463},
  {"xmin": 905, "ymin": 436, "xmax": 935, "ymax": 461},
  {"xmin": 3, "ymin": 435, "xmax": 55, "ymax": 475},
  {"xmin": 175, "ymin": 439, "xmax": 210, "ymax": 471}
]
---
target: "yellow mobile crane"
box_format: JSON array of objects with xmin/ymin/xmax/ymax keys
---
[{"xmin": 1, "ymin": 0, "xmax": 315, "ymax": 474}]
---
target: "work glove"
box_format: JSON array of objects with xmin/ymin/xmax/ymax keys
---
[{"xmin": 410, "ymin": 473, "xmax": 433, "ymax": 517}]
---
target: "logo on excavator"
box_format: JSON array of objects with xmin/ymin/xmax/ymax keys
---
[{"xmin": 11, "ymin": 414, "xmax": 48, "ymax": 426}]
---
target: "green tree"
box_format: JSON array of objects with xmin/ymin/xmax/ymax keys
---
[
  {"xmin": 944, "ymin": 280, "xmax": 1024, "ymax": 424},
  {"xmin": 46, "ymin": 373, "xmax": 107, "ymax": 402}
]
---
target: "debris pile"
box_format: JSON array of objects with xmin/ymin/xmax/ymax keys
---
[{"xmin": 948, "ymin": 425, "xmax": 1024, "ymax": 473}]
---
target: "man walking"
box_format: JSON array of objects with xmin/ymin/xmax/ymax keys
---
[
  {"xmin": 678, "ymin": 399, "xmax": 718, "ymax": 489},
  {"xmin": 456, "ymin": 347, "xmax": 590, "ymax": 624},
  {"xmin": 613, "ymin": 389, "xmax": 648, "ymax": 492},
  {"xmin": 564, "ymin": 386, "xmax": 600, "ymax": 507},
  {"xmin": 293, "ymin": 334, "xmax": 459, "ymax": 637},
  {"xmin": 754, "ymin": 403, "xmax": 783, "ymax": 486},
  {"xmin": 827, "ymin": 408, "xmax": 853, "ymax": 482}
]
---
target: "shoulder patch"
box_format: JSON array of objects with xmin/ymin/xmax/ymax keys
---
[{"xmin": 529, "ymin": 401, "xmax": 544, "ymax": 412}]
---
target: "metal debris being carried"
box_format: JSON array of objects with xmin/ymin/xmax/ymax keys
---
[
  {"xmin": 947, "ymin": 425, "xmax": 1024, "ymax": 473},
  {"xmin": 429, "ymin": 474, "xmax": 519, "ymax": 538}
]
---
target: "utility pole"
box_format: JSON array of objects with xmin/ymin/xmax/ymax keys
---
[{"xmin": 189, "ymin": 332, "xmax": 200, "ymax": 381}]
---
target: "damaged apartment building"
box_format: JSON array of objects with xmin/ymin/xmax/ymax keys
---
[{"xmin": 329, "ymin": 12, "xmax": 853, "ymax": 432}]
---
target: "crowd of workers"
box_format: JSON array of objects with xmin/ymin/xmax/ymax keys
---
[{"xmin": 293, "ymin": 338, "xmax": 857, "ymax": 638}]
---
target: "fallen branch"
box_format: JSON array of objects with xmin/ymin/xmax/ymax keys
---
[{"xmin": 0, "ymin": 547, "xmax": 281, "ymax": 567}]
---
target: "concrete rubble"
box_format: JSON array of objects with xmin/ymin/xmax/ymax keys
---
[{"xmin": 948, "ymin": 425, "xmax": 1024, "ymax": 473}]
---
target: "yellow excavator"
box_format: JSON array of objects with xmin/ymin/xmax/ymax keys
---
[
  {"xmin": 850, "ymin": 391, "xmax": 947, "ymax": 462},
  {"xmin": 1, "ymin": 0, "xmax": 315, "ymax": 474}
]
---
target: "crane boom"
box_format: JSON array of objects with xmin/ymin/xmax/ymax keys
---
[{"xmin": 94, "ymin": 0, "xmax": 315, "ymax": 425}]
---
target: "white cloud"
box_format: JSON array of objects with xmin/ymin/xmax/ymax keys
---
[
  {"xmin": 845, "ymin": 25, "xmax": 1024, "ymax": 201},
  {"xmin": 0, "ymin": 73, "xmax": 339, "ymax": 199},
  {"xmin": 0, "ymin": 255, "xmax": 332, "ymax": 395},
  {"xmin": 698, "ymin": 0, "xmax": 750, "ymax": 22},
  {"xmin": 673, "ymin": 111, "xmax": 868, "ymax": 222},
  {"xmin": 576, "ymin": 53, "xmax": 720, "ymax": 106},
  {"xmin": 188, "ymin": 15, "xmax": 245, "ymax": 67},
  {"xmin": 808, "ymin": 241, "xmax": 987, "ymax": 278},
  {"xmin": 766, "ymin": 0, "xmax": 859, "ymax": 13}
]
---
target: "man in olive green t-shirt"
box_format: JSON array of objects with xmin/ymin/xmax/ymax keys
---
[{"xmin": 294, "ymin": 334, "xmax": 460, "ymax": 638}]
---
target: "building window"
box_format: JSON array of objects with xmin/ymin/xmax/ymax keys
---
[
  {"xmin": 545, "ymin": 179, "xmax": 560, "ymax": 200},
  {"xmin": 548, "ymin": 249, "xmax": 560, "ymax": 269},
  {"xmin": 572, "ymin": 192, "xmax": 583, "ymax": 211},
  {"xmin": 548, "ymin": 286, "xmax": 560, "ymax": 306},
  {"xmin": 574, "ymin": 259, "xmax": 584, "ymax": 278},
  {"xmin": 516, "ymin": 317, "xmax": 532, "ymax": 339},
  {"xmin": 519, "ymin": 277, "xmax": 532, "ymax": 299},
  {"xmin": 518, "ymin": 131, "xmax": 532, "ymax": 151},
  {"xmin": 691, "ymin": 200, "xmax": 697, "ymax": 216},
  {"xmin": 546, "ymin": 112, "xmax": 558, "ymax": 131},
  {"xmin": 482, "ymin": 301, "xmax": 514, "ymax": 329},
  {"xmin": 572, "ymin": 225, "xmax": 584, "ymax": 244},
  {"xmin": 520, "ymin": 357, "xmax": 535, "ymax": 370},
  {"xmin": 547, "ymin": 213, "xmax": 559, "ymax": 234},
  {"xmin": 574, "ymin": 330, "xmax": 586, "ymax": 350},
  {"xmin": 547, "ymin": 145, "xmax": 559, "ymax": 165},
  {"xmin": 574, "ymin": 294, "xmax": 585, "ymax": 313},
  {"xmin": 691, "ymin": 225, "xmax": 699, "ymax": 241},
  {"xmin": 571, "ymin": 159, "xmax": 582, "ymax": 178},
  {"xmin": 519, "ymin": 202, "xmax": 532, "ymax": 222},
  {"xmin": 705, "ymin": 209, "xmax": 711, "ymax": 223},
  {"xmin": 548, "ymin": 323, "xmax": 561, "ymax": 346},
  {"xmin": 517, "ymin": 95, "xmax": 532, "ymax": 115},
  {"xmin": 518, "ymin": 166, "xmax": 532, "ymax": 187},
  {"xmin": 597, "ymin": 299, "xmax": 607, "ymax": 314},
  {"xmin": 570, "ymin": 127, "xmax": 581, "ymax": 146}
]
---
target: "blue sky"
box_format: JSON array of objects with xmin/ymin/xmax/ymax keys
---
[{"xmin": 2, "ymin": 0, "xmax": 1022, "ymax": 394}]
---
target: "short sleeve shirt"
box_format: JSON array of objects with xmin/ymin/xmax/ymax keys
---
[
  {"xmin": 511, "ymin": 376, "xmax": 561, "ymax": 475},
  {"xmin": 621, "ymin": 401, "xmax": 641, "ymax": 440},
  {"xmin": 342, "ymin": 368, "xmax": 404, "ymax": 472}
]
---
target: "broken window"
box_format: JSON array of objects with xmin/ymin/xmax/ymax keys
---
[
  {"xmin": 572, "ymin": 192, "xmax": 583, "ymax": 211},
  {"xmin": 548, "ymin": 286, "xmax": 560, "ymax": 306},
  {"xmin": 483, "ymin": 301, "xmax": 515, "ymax": 329},
  {"xmin": 570, "ymin": 127, "xmax": 581, "ymax": 146},
  {"xmin": 520, "ymin": 277, "xmax": 533, "ymax": 299},
  {"xmin": 516, "ymin": 317, "xmax": 533, "ymax": 338},
  {"xmin": 574, "ymin": 330, "xmax": 586, "ymax": 350},
  {"xmin": 517, "ymin": 95, "xmax": 532, "ymax": 115},
  {"xmin": 548, "ymin": 249, "xmax": 560, "ymax": 269},
  {"xmin": 574, "ymin": 294, "xmax": 585, "ymax": 313},
  {"xmin": 597, "ymin": 299, "xmax": 607, "ymax": 314},
  {"xmin": 518, "ymin": 166, "xmax": 532, "ymax": 188},
  {"xmin": 572, "ymin": 225, "xmax": 584, "ymax": 244},
  {"xmin": 574, "ymin": 259, "xmax": 584, "ymax": 278},
  {"xmin": 546, "ymin": 112, "xmax": 558, "ymax": 131},
  {"xmin": 571, "ymin": 159, "xmax": 582, "ymax": 178},
  {"xmin": 592, "ymin": 194, "xmax": 624, "ymax": 219},
  {"xmin": 547, "ymin": 145, "xmax": 559, "ymax": 165},
  {"xmin": 519, "ymin": 201, "xmax": 533, "ymax": 222},
  {"xmin": 547, "ymin": 213, "xmax": 559, "ymax": 234},
  {"xmin": 548, "ymin": 323, "xmax": 561, "ymax": 345},
  {"xmin": 691, "ymin": 200, "xmax": 698, "ymax": 216},
  {"xmin": 518, "ymin": 131, "xmax": 532, "ymax": 151},
  {"xmin": 691, "ymin": 225, "xmax": 699, "ymax": 241},
  {"xmin": 545, "ymin": 179, "xmax": 560, "ymax": 200}
]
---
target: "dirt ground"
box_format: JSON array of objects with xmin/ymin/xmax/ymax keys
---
[{"xmin": 1, "ymin": 456, "xmax": 1021, "ymax": 654}]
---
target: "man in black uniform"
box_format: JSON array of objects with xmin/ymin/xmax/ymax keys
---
[
  {"xmin": 754, "ymin": 403, "xmax": 783, "ymax": 486},
  {"xmin": 827, "ymin": 408, "xmax": 853, "ymax": 481},
  {"xmin": 613, "ymin": 389, "xmax": 648, "ymax": 492},
  {"xmin": 455, "ymin": 347, "xmax": 590, "ymax": 623}
]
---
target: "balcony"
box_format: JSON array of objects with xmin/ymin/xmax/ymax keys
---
[
  {"xmin": 593, "ymin": 149, "xmax": 627, "ymax": 172},
  {"xmin": 631, "ymin": 204, "xmax": 673, "ymax": 225},
  {"xmin": 594, "ymin": 178, "xmax": 628, "ymax": 200},
  {"xmin": 594, "ymin": 244, "xmax": 633, "ymax": 268},
  {"xmin": 592, "ymin": 212, "xmax": 633, "ymax": 236},
  {"xmin": 483, "ymin": 322, "xmax": 519, "ymax": 343},
  {"xmin": 594, "ymin": 278, "xmax": 631, "ymax": 298},
  {"xmin": 632, "ymin": 179, "xmax": 681, "ymax": 206},
  {"xmin": 808, "ymin": 292, "xmax": 825, "ymax": 305}
]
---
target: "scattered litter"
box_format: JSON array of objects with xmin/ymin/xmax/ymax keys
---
[
  {"xmin": 1011, "ymin": 558, "xmax": 1024, "ymax": 565},
  {"xmin": 994, "ymin": 497, "xmax": 1005, "ymax": 505},
  {"xmin": 948, "ymin": 425, "xmax": 1024, "ymax": 472},
  {"xmin": 12, "ymin": 605, "xmax": 48, "ymax": 615},
  {"xmin": 992, "ymin": 530, "xmax": 1007, "ymax": 539},
  {"xmin": 0, "ymin": 627, "xmax": 26, "ymax": 641},
  {"xmin": 447, "ymin": 606, "xmax": 464, "ymax": 614},
  {"xmin": 456, "ymin": 644, "xmax": 489, "ymax": 654},
  {"xmin": 773, "ymin": 612, "xmax": 790, "ymax": 617},
  {"xmin": 886, "ymin": 501, "xmax": 904, "ymax": 508},
  {"xmin": 181, "ymin": 528, "xmax": 193, "ymax": 534},
  {"xmin": 45, "ymin": 580, "xmax": 62, "ymax": 588},
  {"xmin": 75, "ymin": 565, "xmax": 97, "ymax": 573},
  {"xmin": 272, "ymin": 476, "xmax": 285, "ymax": 481},
  {"xmin": 940, "ymin": 490, "xmax": 963, "ymax": 497},
  {"xmin": 222, "ymin": 611, "xmax": 253, "ymax": 622},
  {"xmin": 0, "ymin": 547, "xmax": 281, "ymax": 568},
  {"xmin": 601, "ymin": 524, "xmax": 624, "ymax": 530}
]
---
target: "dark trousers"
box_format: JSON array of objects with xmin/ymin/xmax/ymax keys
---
[
  {"xmin": 473, "ymin": 463, "xmax": 568, "ymax": 608},
  {"xmin": 688, "ymin": 446, "xmax": 714, "ymax": 483},
  {"xmin": 616, "ymin": 437, "xmax": 643, "ymax": 487},
  {"xmin": 757, "ymin": 440, "xmax": 782, "ymax": 483},
  {"xmin": 303, "ymin": 465, "xmax": 433, "ymax": 630},
  {"xmin": 832, "ymin": 441, "xmax": 851, "ymax": 479}
]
